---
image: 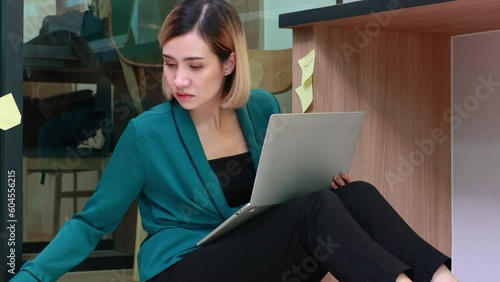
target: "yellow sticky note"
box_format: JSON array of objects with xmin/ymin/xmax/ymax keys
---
[
  {"xmin": 0, "ymin": 93, "xmax": 22, "ymax": 131},
  {"xmin": 295, "ymin": 77, "xmax": 313, "ymax": 113},
  {"xmin": 298, "ymin": 49, "xmax": 316, "ymax": 84}
]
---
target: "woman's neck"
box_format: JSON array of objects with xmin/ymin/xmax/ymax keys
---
[{"xmin": 190, "ymin": 104, "xmax": 230, "ymax": 132}]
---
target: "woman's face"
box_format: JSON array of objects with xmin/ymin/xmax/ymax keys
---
[{"xmin": 162, "ymin": 32, "xmax": 234, "ymax": 111}]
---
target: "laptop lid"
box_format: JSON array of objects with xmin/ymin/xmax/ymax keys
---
[{"xmin": 249, "ymin": 112, "xmax": 364, "ymax": 206}]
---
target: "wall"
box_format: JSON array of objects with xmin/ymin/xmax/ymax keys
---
[
  {"xmin": 23, "ymin": 0, "xmax": 55, "ymax": 42},
  {"xmin": 452, "ymin": 30, "xmax": 500, "ymax": 281},
  {"xmin": 262, "ymin": 0, "xmax": 302, "ymax": 113},
  {"xmin": 263, "ymin": 0, "xmax": 360, "ymax": 50}
]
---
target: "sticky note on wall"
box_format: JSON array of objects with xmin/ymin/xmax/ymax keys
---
[
  {"xmin": 295, "ymin": 49, "xmax": 316, "ymax": 112},
  {"xmin": 0, "ymin": 93, "xmax": 22, "ymax": 130}
]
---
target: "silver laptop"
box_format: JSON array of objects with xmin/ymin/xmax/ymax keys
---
[{"xmin": 197, "ymin": 112, "xmax": 364, "ymax": 246}]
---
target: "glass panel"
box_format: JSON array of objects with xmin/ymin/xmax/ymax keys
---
[
  {"xmin": 18, "ymin": 0, "xmax": 347, "ymax": 276},
  {"xmin": 21, "ymin": 0, "xmax": 144, "ymax": 271}
]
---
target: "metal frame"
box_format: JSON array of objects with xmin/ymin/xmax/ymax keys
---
[{"xmin": 1, "ymin": 0, "xmax": 24, "ymax": 280}]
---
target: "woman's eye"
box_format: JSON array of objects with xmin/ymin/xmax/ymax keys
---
[
  {"xmin": 190, "ymin": 65, "xmax": 202, "ymax": 69},
  {"xmin": 164, "ymin": 62, "xmax": 177, "ymax": 67}
]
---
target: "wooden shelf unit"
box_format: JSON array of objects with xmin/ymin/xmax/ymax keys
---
[{"xmin": 279, "ymin": 1, "xmax": 500, "ymax": 266}]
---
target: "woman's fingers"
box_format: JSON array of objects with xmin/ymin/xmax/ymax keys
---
[
  {"xmin": 331, "ymin": 176, "xmax": 344, "ymax": 190},
  {"xmin": 340, "ymin": 172, "xmax": 351, "ymax": 184},
  {"xmin": 331, "ymin": 172, "xmax": 351, "ymax": 190}
]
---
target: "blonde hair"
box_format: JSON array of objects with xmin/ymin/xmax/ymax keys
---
[{"xmin": 158, "ymin": 0, "xmax": 251, "ymax": 109}]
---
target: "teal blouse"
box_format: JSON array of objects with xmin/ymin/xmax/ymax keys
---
[{"xmin": 11, "ymin": 89, "xmax": 281, "ymax": 282}]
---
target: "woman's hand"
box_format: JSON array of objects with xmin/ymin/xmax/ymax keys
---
[{"xmin": 331, "ymin": 172, "xmax": 352, "ymax": 190}]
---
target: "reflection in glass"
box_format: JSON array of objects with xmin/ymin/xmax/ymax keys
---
[
  {"xmin": 19, "ymin": 0, "xmax": 309, "ymax": 275},
  {"xmin": 22, "ymin": 0, "xmax": 118, "ymax": 244}
]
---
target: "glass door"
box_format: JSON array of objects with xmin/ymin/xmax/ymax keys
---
[{"xmin": 21, "ymin": 0, "xmax": 140, "ymax": 274}]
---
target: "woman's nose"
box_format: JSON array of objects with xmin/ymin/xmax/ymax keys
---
[{"xmin": 173, "ymin": 69, "xmax": 190, "ymax": 88}]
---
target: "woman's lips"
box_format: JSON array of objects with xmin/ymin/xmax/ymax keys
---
[{"xmin": 176, "ymin": 92, "xmax": 195, "ymax": 100}]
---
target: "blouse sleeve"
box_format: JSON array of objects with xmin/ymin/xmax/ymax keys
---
[{"xmin": 10, "ymin": 120, "xmax": 145, "ymax": 282}]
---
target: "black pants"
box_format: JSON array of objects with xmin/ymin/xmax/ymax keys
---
[{"xmin": 151, "ymin": 181, "xmax": 451, "ymax": 282}]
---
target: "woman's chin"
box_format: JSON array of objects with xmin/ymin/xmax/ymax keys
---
[{"xmin": 174, "ymin": 97, "xmax": 196, "ymax": 108}]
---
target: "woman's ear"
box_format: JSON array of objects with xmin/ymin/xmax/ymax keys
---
[{"xmin": 223, "ymin": 52, "xmax": 236, "ymax": 76}]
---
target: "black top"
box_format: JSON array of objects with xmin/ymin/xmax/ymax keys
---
[
  {"xmin": 278, "ymin": 0, "xmax": 453, "ymax": 28},
  {"xmin": 209, "ymin": 152, "xmax": 256, "ymax": 207}
]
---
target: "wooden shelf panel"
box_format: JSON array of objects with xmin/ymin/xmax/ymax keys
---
[
  {"xmin": 291, "ymin": 27, "xmax": 452, "ymax": 255},
  {"xmin": 281, "ymin": 0, "xmax": 500, "ymax": 35}
]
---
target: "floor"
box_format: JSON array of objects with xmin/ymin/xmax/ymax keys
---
[{"xmin": 58, "ymin": 269, "xmax": 134, "ymax": 282}]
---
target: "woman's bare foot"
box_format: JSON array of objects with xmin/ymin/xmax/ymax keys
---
[{"xmin": 430, "ymin": 264, "xmax": 458, "ymax": 282}]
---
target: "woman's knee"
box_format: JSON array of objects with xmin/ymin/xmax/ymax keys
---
[
  {"xmin": 305, "ymin": 189, "xmax": 343, "ymax": 207},
  {"xmin": 342, "ymin": 181, "xmax": 381, "ymax": 198}
]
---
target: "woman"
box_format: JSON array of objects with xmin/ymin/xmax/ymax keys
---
[{"xmin": 12, "ymin": 0, "xmax": 457, "ymax": 281}]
